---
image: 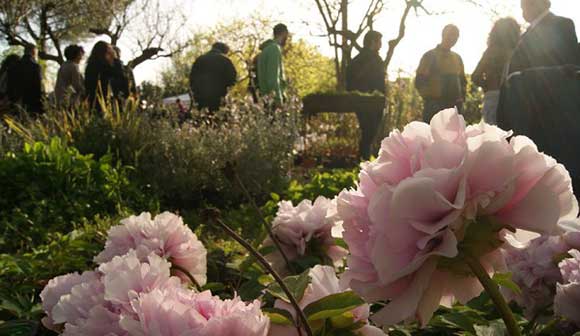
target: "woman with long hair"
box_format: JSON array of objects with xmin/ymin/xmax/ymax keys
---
[
  {"xmin": 84, "ymin": 41, "xmax": 117, "ymax": 110},
  {"xmin": 473, "ymin": 17, "xmax": 521, "ymax": 124}
]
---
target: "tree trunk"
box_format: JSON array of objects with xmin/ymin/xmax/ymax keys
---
[{"xmin": 338, "ymin": 0, "xmax": 348, "ymax": 91}]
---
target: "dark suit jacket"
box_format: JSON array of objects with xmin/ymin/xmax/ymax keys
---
[
  {"xmin": 509, "ymin": 13, "xmax": 580, "ymax": 74},
  {"xmin": 346, "ymin": 48, "xmax": 386, "ymax": 94},
  {"xmin": 189, "ymin": 49, "xmax": 237, "ymax": 110},
  {"xmin": 15, "ymin": 55, "xmax": 44, "ymax": 114}
]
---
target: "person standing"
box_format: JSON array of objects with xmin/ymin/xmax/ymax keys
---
[
  {"xmin": 85, "ymin": 41, "xmax": 117, "ymax": 110},
  {"xmin": 415, "ymin": 24, "xmax": 466, "ymax": 122},
  {"xmin": 507, "ymin": 0, "xmax": 579, "ymax": 75},
  {"xmin": 257, "ymin": 23, "xmax": 289, "ymax": 105},
  {"xmin": 0, "ymin": 54, "xmax": 20, "ymax": 105},
  {"xmin": 55, "ymin": 45, "xmax": 85, "ymax": 106},
  {"xmin": 189, "ymin": 42, "xmax": 237, "ymax": 112},
  {"xmin": 346, "ymin": 30, "xmax": 386, "ymax": 160},
  {"xmin": 472, "ymin": 18, "xmax": 520, "ymax": 124},
  {"xmin": 14, "ymin": 45, "xmax": 44, "ymax": 115},
  {"xmin": 112, "ymin": 47, "xmax": 138, "ymax": 101}
]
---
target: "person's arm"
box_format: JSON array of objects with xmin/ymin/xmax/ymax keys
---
[
  {"xmin": 34, "ymin": 63, "xmax": 43, "ymax": 95},
  {"xmin": 459, "ymin": 56, "xmax": 467, "ymax": 101},
  {"xmin": 224, "ymin": 58, "xmax": 237, "ymax": 89},
  {"xmin": 472, "ymin": 49, "xmax": 490, "ymax": 89},
  {"xmin": 414, "ymin": 52, "xmax": 432, "ymax": 98},
  {"xmin": 560, "ymin": 18, "xmax": 580, "ymax": 66},
  {"xmin": 71, "ymin": 65, "xmax": 85, "ymax": 96}
]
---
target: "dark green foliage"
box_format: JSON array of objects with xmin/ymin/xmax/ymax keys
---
[{"xmin": 0, "ymin": 138, "xmax": 156, "ymax": 253}]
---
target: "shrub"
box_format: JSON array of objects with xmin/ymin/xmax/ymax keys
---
[
  {"xmin": 0, "ymin": 138, "xmax": 156, "ymax": 252},
  {"xmin": 6, "ymin": 96, "xmax": 301, "ymax": 210}
]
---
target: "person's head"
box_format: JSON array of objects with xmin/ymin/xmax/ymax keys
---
[
  {"xmin": 363, "ymin": 31, "xmax": 383, "ymax": 52},
  {"xmin": 441, "ymin": 24, "xmax": 460, "ymax": 50},
  {"xmin": 273, "ymin": 23, "xmax": 289, "ymax": 47},
  {"xmin": 488, "ymin": 17, "xmax": 521, "ymax": 49},
  {"xmin": 521, "ymin": 0, "xmax": 551, "ymax": 23},
  {"xmin": 64, "ymin": 45, "xmax": 85, "ymax": 64},
  {"xmin": 212, "ymin": 42, "xmax": 230, "ymax": 54},
  {"xmin": 88, "ymin": 41, "xmax": 116, "ymax": 66},
  {"xmin": 176, "ymin": 98, "xmax": 181, "ymax": 104},
  {"xmin": 24, "ymin": 44, "xmax": 38, "ymax": 59}
]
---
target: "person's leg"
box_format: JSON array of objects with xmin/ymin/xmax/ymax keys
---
[
  {"xmin": 356, "ymin": 110, "xmax": 376, "ymax": 160},
  {"xmin": 422, "ymin": 100, "xmax": 437, "ymax": 123}
]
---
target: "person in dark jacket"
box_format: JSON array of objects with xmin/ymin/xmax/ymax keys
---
[
  {"xmin": 507, "ymin": 0, "xmax": 579, "ymax": 75},
  {"xmin": 346, "ymin": 30, "xmax": 386, "ymax": 160},
  {"xmin": 415, "ymin": 24, "xmax": 467, "ymax": 122},
  {"xmin": 189, "ymin": 42, "xmax": 237, "ymax": 112},
  {"xmin": 84, "ymin": 41, "xmax": 117, "ymax": 110},
  {"xmin": 498, "ymin": 0, "xmax": 580, "ymax": 199},
  {"xmin": 112, "ymin": 47, "xmax": 137, "ymax": 100},
  {"xmin": 14, "ymin": 45, "xmax": 44, "ymax": 115}
]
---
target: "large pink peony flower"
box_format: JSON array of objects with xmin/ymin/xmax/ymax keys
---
[
  {"xmin": 41, "ymin": 270, "xmax": 126, "ymax": 335},
  {"xmin": 40, "ymin": 271, "xmax": 100, "ymax": 331},
  {"xmin": 502, "ymin": 232, "xmax": 580, "ymax": 318},
  {"xmin": 120, "ymin": 288, "xmax": 270, "ymax": 336},
  {"xmin": 264, "ymin": 197, "xmax": 347, "ymax": 273},
  {"xmin": 95, "ymin": 212, "xmax": 207, "ymax": 286},
  {"xmin": 98, "ymin": 250, "xmax": 182, "ymax": 313},
  {"xmin": 338, "ymin": 109, "xmax": 578, "ymax": 326},
  {"xmin": 270, "ymin": 265, "xmax": 383, "ymax": 336},
  {"xmin": 555, "ymin": 249, "xmax": 580, "ymax": 326}
]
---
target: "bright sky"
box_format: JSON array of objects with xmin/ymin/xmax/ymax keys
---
[{"xmin": 133, "ymin": 0, "xmax": 580, "ymax": 84}]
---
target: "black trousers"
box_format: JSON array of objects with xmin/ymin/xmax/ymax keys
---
[{"xmin": 355, "ymin": 109, "xmax": 383, "ymax": 160}]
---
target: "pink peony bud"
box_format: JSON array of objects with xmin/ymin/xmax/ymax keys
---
[
  {"xmin": 270, "ymin": 265, "xmax": 383, "ymax": 336},
  {"xmin": 264, "ymin": 197, "xmax": 347, "ymax": 274}
]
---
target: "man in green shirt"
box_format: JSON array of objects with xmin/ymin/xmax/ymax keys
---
[{"xmin": 257, "ymin": 23, "xmax": 289, "ymax": 105}]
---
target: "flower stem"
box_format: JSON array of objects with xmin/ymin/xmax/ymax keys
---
[
  {"xmin": 216, "ymin": 217, "xmax": 313, "ymax": 336},
  {"xmin": 464, "ymin": 254, "xmax": 521, "ymax": 336},
  {"xmin": 231, "ymin": 169, "xmax": 295, "ymax": 274},
  {"xmin": 171, "ymin": 263, "xmax": 203, "ymax": 292}
]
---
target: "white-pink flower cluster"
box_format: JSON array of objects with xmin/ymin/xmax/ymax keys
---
[
  {"xmin": 39, "ymin": 212, "xmax": 268, "ymax": 336},
  {"xmin": 270, "ymin": 265, "xmax": 383, "ymax": 336},
  {"xmin": 40, "ymin": 252, "xmax": 176, "ymax": 335},
  {"xmin": 502, "ymin": 232, "xmax": 580, "ymax": 319},
  {"xmin": 265, "ymin": 197, "xmax": 347, "ymax": 273},
  {"xmin": 95, "ymin": 212, "xmax": 207, "ymax": 286},
  {"xmin": 337, "ymin": 109, "xmax": 578, "ymax": 327},
  {"xmin": 555, "ymin": 249, "xmax": 580, "ymax": 327},
  {"xmin": 122, "ymin": 288, "xmax": 269, "ymax": 336}
]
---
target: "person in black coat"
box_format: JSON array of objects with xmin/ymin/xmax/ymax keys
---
[
  {"xmin": 111, "ymin": 47, "xmax": 138, "ymax": 100},
  {"xmin": 499, "ymin": 0, "xmax": 580, "ymax": 198},
  {"xmin": 346, "ymin": 30, "xmax": 386, "ymax": 160},
  {"xmin": 508, "ymin": 0, "xmax": 579, "ymax": 74},
  {"xmin": 84, "ymin": 41, "xmax": 118, "ymax": 110},
  {"xmin": 189, "ymin": 42, "xmax": 237, "ymax": 112},
  {"xmin": 13, "ymin": 45, "xmax": 44, "ymax": 115}
]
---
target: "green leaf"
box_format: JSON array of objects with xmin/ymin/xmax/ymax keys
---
[
  {"xmin": 441, "ymin": 311, "xmax": 477, "ymax": 333},
  {"xmin": 303, "ymin": 291, "xmax": 365, "ymax": 321},
  {"xmin": 0, "ymin": 320, "xmax": 39, "ymax": 336},
  {"xmin": 493, "ymin": 272, "xmax": 521, "ymax": 295},
  {"xmin": 474, "ymin": 320, "xmax": 507, "ymax": 336},
  {"xmin": 270, "ymin": 193, "xmax": 280, "ymax": 202},
  {"xmin": 262, "ymin": 307, "xmax": 295, "ymax": 326},
  {"xmin": 266, "ymin": 269, "xmax": 311, "ymax": 303}
]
